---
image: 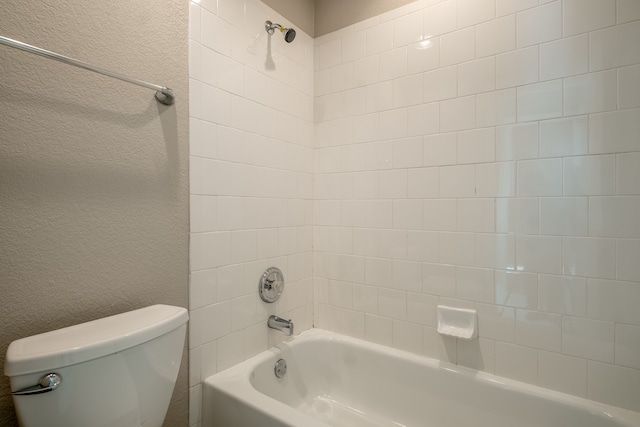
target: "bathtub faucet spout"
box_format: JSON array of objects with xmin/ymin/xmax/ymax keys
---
[{"xmin": 268, "ymin": 315, "xmax": 294, "ymax": 336}]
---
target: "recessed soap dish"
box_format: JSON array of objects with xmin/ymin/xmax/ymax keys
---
[{"xmin": 437, "ymin": 305, "xmax": 478, "ymax": 340}]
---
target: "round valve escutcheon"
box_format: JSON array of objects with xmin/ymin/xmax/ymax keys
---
[{"xmin": 259, "ymin": 267, "xmax": 285, "ymax": 303}]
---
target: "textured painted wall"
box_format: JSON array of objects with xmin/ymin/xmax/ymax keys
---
[
  {"xmin": 0, "ymin": 1, "xmax": 189, "ymax": 426},
  {"xmin": 263, "ymin": 0, "xmax": 315, "ymax": 36},
  {"xmin": 314, "ymin": 0, "xmax": 423, "ymax": 36}
]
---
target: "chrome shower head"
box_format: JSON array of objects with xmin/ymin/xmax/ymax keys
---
[{"xmin": 265, "ymin": 20, "xmax": 297, "ymax": 43}]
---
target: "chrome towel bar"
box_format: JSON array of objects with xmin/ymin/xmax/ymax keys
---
[{"xmin": 0, "ymin": 35, "xmax": 175, "ymax": 105}]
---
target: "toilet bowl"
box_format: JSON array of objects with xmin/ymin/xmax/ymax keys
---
[{"xmin": 4, "ymin": 304, "xmax": 188, "ymax": 427}]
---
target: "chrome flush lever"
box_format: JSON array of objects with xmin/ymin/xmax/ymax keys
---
[{"xmin": 11, "ymin": 373, "xmax": 61, "ymax": 396}]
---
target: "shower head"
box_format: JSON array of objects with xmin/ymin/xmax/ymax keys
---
[{"xmin": 265, "ymin": 20, "xmax": 297, "ymax": 43}]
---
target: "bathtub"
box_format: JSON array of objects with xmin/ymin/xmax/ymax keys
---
[{"xmin": 202, "ymin": 329, "xmax": 640, "ymax": 427}]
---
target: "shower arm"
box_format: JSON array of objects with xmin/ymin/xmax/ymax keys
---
[{"xmin": 0, "ymin": 35, "xmax": 175, "ymax": 105}]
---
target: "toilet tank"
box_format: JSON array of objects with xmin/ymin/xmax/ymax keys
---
[{"xmin": 4, "ymin": 304, "xmax": 188, "ymax": 427}]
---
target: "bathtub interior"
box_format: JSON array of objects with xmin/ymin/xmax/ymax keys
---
[{"xmin": 245, "ymin": 331, "xmax": 640, "ymax": 427}]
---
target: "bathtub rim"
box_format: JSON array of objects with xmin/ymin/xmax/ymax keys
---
[{"xmin": 202, "ymin": 328, "xmax": 640, "ymax": 427}]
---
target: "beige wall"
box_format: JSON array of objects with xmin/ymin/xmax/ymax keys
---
[
  {"xmin": 314, "ymin": 0, "xmax": 418, "ymax": 36},
  {"xmin": 262, "ymin": 0, "xmax": 315, "ymax": 36},
  {"xmin": 0, "ymin": 1, "xmax": 189, "ymax": 426}
]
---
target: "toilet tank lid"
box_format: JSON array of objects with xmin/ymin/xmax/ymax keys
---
[{"xmin": 4, "ymin": 305, "xmax": 188, "ymax": 377}]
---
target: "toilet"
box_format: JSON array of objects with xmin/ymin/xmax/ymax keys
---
[{"xmin": 4, "ymin": 304, "xmax": 188, "ymax": 427}]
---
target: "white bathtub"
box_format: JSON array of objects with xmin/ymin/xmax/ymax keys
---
[{"xmin": 202, "ymin": 329, "xmax": 640, "ymax": 427}]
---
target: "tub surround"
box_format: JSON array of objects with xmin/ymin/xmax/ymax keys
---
[
  {"xmin": 190, "ymin": 0, "xmax": 640, "ymax": 425},
  {"xmin": 313, "ymin": 0, "xmax": 640, "ymax": 414}
]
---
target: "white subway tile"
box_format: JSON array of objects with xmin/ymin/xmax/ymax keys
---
[
  {"xmin": 423, "ymin": 199, "xmax": 457, "ymax": 231},
  {"xmin": 424, "ymin": 133, "xmax": 457, "ymax": 166},
  {"xmin": 539, "ymin": 275, "xmax": 587, "ymax": 317},
  {"xmin": 365, "ymin": 81, "xmax": 393, "ymax": 113},
  {"xmin": 517, "ymin": 158, "xmax": 563, "ymax": 197},
  {"xmin": 517, "ymin": 235, "xmax": 563, "ymax": 274},
  {"xmin": 617, "ymin": 239, "xmax": 640, "ymax": 282},
  {"xmin": 393, "ymin": 199, "xmax": 423, "ymax": 230},
  {"xmin": 353, "ymin": 56, "xmax": 380, "ymax": 87},
  {"xmin": 590, "ymin": 21, "xmax": 640, "ymax": 71},
  {"xmin": 476, "ymin": 88, "xmax": 517, "ymax": 127},
  {"xmin": 562, "ymin": 317, "xmax": 614, "ymax": 362},
  {"xmin": 539, "ymin": 116, "xmax": 588, "ymax": 158},
  {"xmin": 423, "ymin": 263, "xmax": 456, "ymax": 297},
  {"xmin": 407, "ymin": 293, "xmax": 438, "ymax": 326},
  {"xmin": 190, "ymin": 269, "xmax": 218, "ymax": 311},
  {"xmin": 353, "ymin": 283, "xmax": 379, "ymax": 313},
  {"xmin": 589, "ymin": 108, "xmax": 640, "ymax": 154},
  {"xmin": 457, "ymin": 0, "xmax": 495, "ymax": 28},
  {"xmin": 190, "ymin": 232, "xmax": 233, "ymax": 271},
  {"xmin": 496, "ymin": 47, "xmax": 539, "ymax": 89},
  {"xmin": 341, "ymin": 30, "xmax": 367, "ymax": 63},
  {"xmin": 365, "ymin": 140, "xmax": 393, "ymax": 170},
  {"xmin": 440, "ymin": 27, "xmax": 476, "ymax": 67},
  {"xmin": 379, "ymin": 47, "xmax": 408, "ymax": 81},
  {"xmin": 366, "ymin": 21, "xmax": 394, "ymax": 56},
  {"xmin": 517, "ymin": 80, "xmax": 563, "ymax": 122},
  {"xmin": 458, "ymin": 128, "xmax": 496, "ymax": 165},
  {"xmin": 494, "ymin": 270, "xmax": 538, "ymax": 309},
  {"xmin": 457, "ymin": 199, "xmax": 495, "ymax": 233},
  {"xmin": 516, "ymin": 309, "xmax": 562, "ymax": 352},
  {"xmin": 495, "ymin": 198, "xmax": 539, "ymax": 235},
  {"xmin": 475, "ymin": 234, "xmax": 516, "ymax": 270},
  {"xmin": 616, "ymin": 324, "xmax": 640, "ymax": 369},
  {"xmin": 379, "ymin": 169, "xmax": 408, "ymax": 199},
  {"xmin": 564, "ymin": 155, "xmax": 615, "ymax": 196},
  {"xmin": 563, "ymin": 0, "xmax": 616, "ymax": 37},
  {"xmin": 379, "ymin": 109, "xmax": 408, "ymax": 140},
  {"xmin": 393, "ymin": 10, "xmax": 424, "ymax": 48},
  {"xmin": 393, "ymin": 137, "xmax": 424, "ymax": 169},
  {"xmin": 540, "ymin": 35, "xmax": 588, "ymax": 81},
  {"xmin": 407, "ymin": 231, "xmax": 439, "ymax": 263},
  {"xmin": 590, "ymin": 196, "xmax": 640, "ymax": 238},
  {"xmin": 439, "ymin": 164, "xmax": 476, "ymax": 198},
  {"xmin": 393, "ymin": 74, "xmax": 424, "ymax": 108},
  {"xmin": 423, "ymin": 0, "xmax": 457, "ymax": 38},
  {"xmin": 476, "ymin": 15, "xmax": 516, "ymax": 58},
  {"xmin": 496, "ymin": 123, "xmax": 539, "ymax": 161},
  {"xmin": 458, "ymin": 57, "xmax": 496, "ymax": 96},
  {"xmin": 516, "ymin": 2, "xmax": 562, "ymax": 48},
  {"xmin": 476, "ymin": 303, "xmax": 515, "ymax": 342},
  {"xmin": 588, "ymin": 361, "xmax": 640, "ymax": 412},
  {"xmin": 619, "ymin": 65, "xmax": 640, "ymax": 109},
  {"xmin": 353, "ymin": 228, "xmax": 379, "ymax": 257},
  {"xmin": 392, "ymin": 259, "xmax": 423, "ymax": 292},
  {"xmin": 423, "ymin": 66, "xmax": 457, "ymax": 103},
  {"xmin": 617, "ymin": 0, "xmax": 640, "ymax": 24},
  {"xmin": 378, "ymin": 229, "xmax": 407, "ymax": 259},
  {"xmin": 439, "ymin": 232, "xmax": 475, "ymax": 266},
  {"xmin": 423, "ymin": 326, "xmax": 457, "ymax": 363},
  {"xmin": 564, "ymin": 70, "xmax": 617, "ymax": 116},
  {"xmin": 378, "ymin": 288, "xmax": 407, "ymax": 320},
  {"xmin": 408, "ymin": 167, "xmax": 439, "ymax": 199},
  {"xmin": 407, "ymin": 39, "xmax": 440, "ymax": 74},
  {"xmin": 495, "ymin": 342, "xmax": 538, "ymax": 384},
  {"xmin": 588, "ymin": 279, "xmax": 640, "ymax": 325},
  {"xmin": 496, "ymin": 0, "xmax": 537, "ymax": 17},
  {"xmin": 407, "ymin": 105, "xmax": 439, "ymax": 138},
  {"xmin": 538, "ymin": 351, "xmax": 587, "ymax": 397},
  {"xmin": 440, "ymin": 96, "xmax": 476, "ymax": 132},
  {"xmin": 563, "ymin": 237, "xmax": 616, "ymax": 279},
  {"xmin": 540, "ymin": 197, "xmax": 588, "ymax": 236},
  {"xmin": 476, "ymin": 162, "xmax": 516, "ymax": 197},
  {"xmin": 457, "ymin": 338, "xmax": 495, "ymax": 373}
]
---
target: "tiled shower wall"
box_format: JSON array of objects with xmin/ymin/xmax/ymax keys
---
[
  {"xmin": 313, "ymin": 0, "xmax": 640, "ymax": 412},
  {"xmin": 187, "ymin": 0, "xmax": 314, "ymax": 424}
]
